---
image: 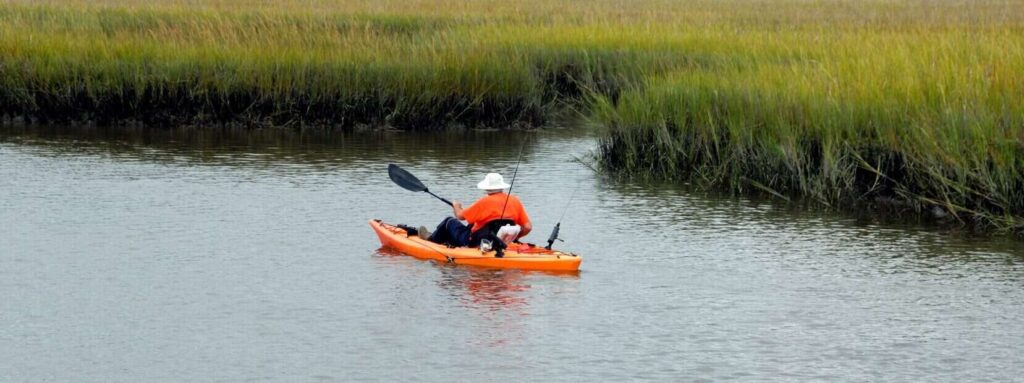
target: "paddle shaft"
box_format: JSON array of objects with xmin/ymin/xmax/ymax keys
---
[{"xmin": 425, "ymin": 189, "xmax": 453, "ymax": 207}]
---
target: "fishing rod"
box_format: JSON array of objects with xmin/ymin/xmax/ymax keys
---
[
  {"xmin": 545, "ymin": 154, "xmax": 599, "ymax": 250},
  {"xmin": 545, "ymin": 178, "xmax": 581, "ymax": 250},
  {"xmin": 499, "ymin": 136, "xmax": 529, "ymax": 220}
]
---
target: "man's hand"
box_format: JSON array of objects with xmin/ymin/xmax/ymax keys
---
[{"xmin": 452, "ymin": 201, "xmax": 465, "ymax": 220}]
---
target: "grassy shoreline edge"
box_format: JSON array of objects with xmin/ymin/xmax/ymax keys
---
[{"xmin": 2, "ymin": 0, "xmax": 1022, "ymax": 235}]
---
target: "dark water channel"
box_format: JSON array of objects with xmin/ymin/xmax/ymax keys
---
[{"xmin": 2, "ymin": 127, "xmax": 1023, "ymax": 381}]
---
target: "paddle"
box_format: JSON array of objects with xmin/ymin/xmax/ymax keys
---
[{"xmin": 388, "ymin": 164, "xmax": 453, "ymax": 207}]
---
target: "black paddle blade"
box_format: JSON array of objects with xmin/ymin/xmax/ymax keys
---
[{"xmin": 388, "ymin": 164, "xmax": 427, "ymax": 192}]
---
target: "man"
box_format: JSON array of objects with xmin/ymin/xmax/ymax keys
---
[{"xmin": 419, "ymin": 173, "xmax": 532, "ymax": 256}]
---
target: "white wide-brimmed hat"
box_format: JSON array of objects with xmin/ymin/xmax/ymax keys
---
[{"xmin": 477, "ymin": 173, "xmax": 511, "ymax": 190}]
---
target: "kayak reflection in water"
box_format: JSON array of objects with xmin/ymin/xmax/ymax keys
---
[
  {"xmin": 418, "ymin": 173, "xmax": 532, "ymax": 257},
  {"xmin": 437, "ymin": 268, "xmax": 530, "ymax": 312}
]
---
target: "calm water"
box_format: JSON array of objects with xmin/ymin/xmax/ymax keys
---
[{"xmin": 1, "ymin": 127, "xmax": 1023, "ymax": 382}]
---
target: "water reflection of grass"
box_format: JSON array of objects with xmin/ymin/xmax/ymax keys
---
[
  {"xmin": 0, "ymin": 125, "xmax": 544, "ymax": 167},
  {"xmin": 600, "ymin": 178, "xmax": 1024, "ymax": 258},
  {"xmin": 2, "ymin": 0, "xmax": 1022, "ymax": 233}
]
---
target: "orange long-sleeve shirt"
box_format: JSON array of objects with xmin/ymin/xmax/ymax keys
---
[{"xmin": 461, "ymin": 192, "xmax": 530, "ymax": 233}]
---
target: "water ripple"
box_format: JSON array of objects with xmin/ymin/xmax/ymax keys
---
[{"xmin": 1, "ymin": 128, "xmax": 1023, "ymax": 382}]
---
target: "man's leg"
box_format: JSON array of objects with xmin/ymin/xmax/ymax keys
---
[
  {"xmin": 427, "ymin": 217, "xmax": 455, "ymax": 244},
  {"xmin": 444, "ymin": 218, "xmax": 472, "ymax": 247},
  {"xmin": 428, "ymin": 217, "xmax": 472, "ymax": 247}
]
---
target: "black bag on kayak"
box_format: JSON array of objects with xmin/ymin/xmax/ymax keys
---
[
  {"xmin": 469, "ymin": 219, "xmax": 515, "ymax": 257},
  {"xmin": 396, "ymin": 224, "xmax": 419, "ymax": 236}
]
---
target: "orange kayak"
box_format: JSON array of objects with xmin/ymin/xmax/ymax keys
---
[{"xmin": 370, "ymin": 220, "xmax": 582, "ymax": 271}]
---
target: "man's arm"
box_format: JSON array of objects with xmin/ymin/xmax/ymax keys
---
[
  {"xmin": 519, "ymin": 221, "xmax": 532, "ymax": 239},
  {"xmin": 517, "ymin": 199, "xmax": 532, "ymax": 239}
]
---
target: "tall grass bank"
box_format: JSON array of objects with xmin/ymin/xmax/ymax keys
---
[
  {"xmin": 588, "ymin": 1, "xmax": 1024, "ymax": 233},
  {"xmin": 0, "ymin": 0, "xmax": 656, "ymax": 128},
  {"xmin": 2, "ymin": 0, "xmax": 1023, "ymax": 233}
]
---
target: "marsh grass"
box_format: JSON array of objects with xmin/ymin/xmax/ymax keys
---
[
  {"xmin": 2, "ymin": 0, "xmax": 1023, "ymax": 232},
  {"xmin": 593, "ymin": 13, "xmax": 1024, "ymax": 233},
  {"xmin": 0, "ymin": 1, "xmax": 664, "ymax": 128}
]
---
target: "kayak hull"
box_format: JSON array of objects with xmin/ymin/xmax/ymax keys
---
[{"xmin": 370, "ymin": 220, "xmax": 581, "ymax": 271}]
